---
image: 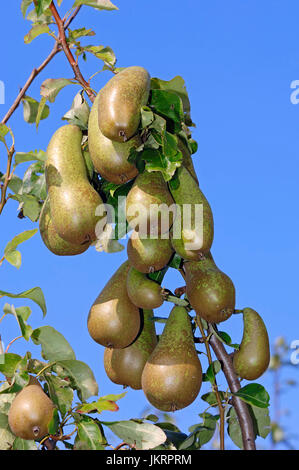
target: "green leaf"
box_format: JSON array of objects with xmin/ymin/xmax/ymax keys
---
[
  {"xmin": 47, "ymin": 408, "xmax": 60, "ymax": 435},
  {"xmin": 201, "ymin": 391, "xmax": 226, "ymax": 407},
  {"xmin": 68, "ymin": 27, "xmax": 95, "ymax": 42},
  {"xmin": 36, "ymin": 97, "xmax": 49, "ymax": 130},
  {"xmin": 31, "ymin": 326, "xmax": 76, "ymax": 362},
  {"xmin": 77, "ymin": 392, "xmax": 126, "ymax": 414},
  {"xmin": 227, "ymin": 406, "xmax": 244, "ymax": 449},
  {"xmin": 0, "ymin": 287, "xmax": 46, "ymax": 317},
  {"xmin": 41, "ymin": 374, "xmax": 73, "ymax": 415},
  {"xmin": 202, "ymin": 360, "xmax": 221, "ymax": 384},
  {"xmin": 24, "ymin": 24, "xmax": 50, "ymax": 44},
  {"xmin": 0, "ymin": 386, "xmax": 17, "ymax": 414},
  {"xmin": 233, "ymin": 383, "xmax": 270, "ymax": 408},
  {"xmin": 150, "ymin": 90, "xmax": 184, "ymax": 133},
  {"xmin": 75, "ymin": 415, "xmax": 106, "ymax": 450},
  {"xmin": 0, "ymin": 174, "xmax": 22, "ymax": 195},
  {"xmin": 0, "ymin": 124, "xmax": 9, "ymax": 144},
  {"xmin": 4, "ymin": 229, "xmax": 38, "ymax": 269},
  {"xmin": 141, "ymin": 106, "xmax": 154, "ymax": 128},
  {"xmin": 73, "ymin": 0, "xmax": 118, "ymax": 11},
  {"xmin": 21, "ymin": 161, "xmax": 47, "ymax": 201},
  {"xmin": 151, "ymin": 75, "xmax": 192, "ymax": 124},
  {"xmin": 3, "ymin": 304, "xmax": 33, "ymax": 341},
  {"xmin": 0, "ymin": 413, "xmax": 15, "ymax": 450},
  {"xmin": 83, "ymin": 45, "xmax": 116, "ymax": 66},
  {"xmin": 145, "ymin": 414, "xmax": 159, "ymax": 423},
  {"xmin": 0, "ymin": 354, "xmax": 22, "ymax": 378},
  {"xmin": 56, "ymin": 360, "xmax": 98, "ymax": 401},
  {"xmin": 179, "ymin": 413, "xmax": 218, "ymax": 449},
  {"xmin": 62, "ymin": 91, "xmax": 90, "ymax": 130},
  {"xmin": 40, "ymin": 78, "xmax": 74, "ymax": 103},
  {"xmin": 12, "ymin": 437, "xmax": 37, "ymax": 450},
  {"xmin": 14, "ymin": 150, "xmax": 47, "ymax": 166},
  {"xmin": 35, "ymin": 0, "xmax": 52, "ymax": 17},
  {"xmin": 10, "ymin": 194, "xmax": 42, "ymax": 221},
  {"xmin": 142, "ymin": 148, "xmax": 181, "ymax": 182},
  {"xmin": 21, "ymin": 0, "xmax": 33, "ymax": 18},
  {"xmin": 250, "ymin": 405, "xmax": 271, "ymax": 439},
  {"xmin": 168, "ymin": 253, "xmax": 182, "ymax": 269},
  {"xmin": 104, "ymin": 420, "xmax": 167, "ymax": 450}
]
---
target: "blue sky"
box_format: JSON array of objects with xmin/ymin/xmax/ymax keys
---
[{"xmin": 1, "ymin": 0, "xmax": 299, "ymax": 449}]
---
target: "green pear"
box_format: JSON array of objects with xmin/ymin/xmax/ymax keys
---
[
  {"xmin": 98, "ymin": 66, "xmax": 150, "ymax": 142},
  {"xmin": 88, "ymin": 92, "xmax": 139, "ymax": 184},
  {"xmin": 127, "ymin": 231, "xmax": 174, "ymax": 273},
  {"xmin": 141, "ymin": 306, "xmax": 202, "ymax": 411},
  {"xmin": 8, "ymin": 380, "xmax": 54, "ymax": 440},
  {"xmin": 126, "ymin": 171, "xmax": 175, "ymax": 236},
  {"xmin": 177, "ymin": 137, "xmax": 199, "ymax": 184},
  {"xmin": 104, "ymin": 309, "xmax": 157, "ymax": 390},
  {"xmin": 184, "ymin": 253, "xmax": 235, "ymax": 323},
  {"xmin": 87, "ymin": 261, "xmax": 141, "ymax": 348},
  {"xmin": 170, "ymin": 166, "xmax": 214, "ymax": 260},
  {"xmin": 233, "ymin": 308, "xmax": 270, "ymax": 380},
  {"xmin": 126, "ymin": 266, "xmax": 164, "ymax": 309},
  {"xmin": 46, "ymin": 124, "xmax": 106, "ymax": 245},
  {"xmin": 39, "ymin": 197, "xmax": 90, "ymax": 256}
]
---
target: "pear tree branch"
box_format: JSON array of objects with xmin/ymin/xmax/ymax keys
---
[
  {"xmin": 49, "ymin": 1, "xmax": 96, "ymax": 102},
  {"xmin": 208, "ymin": 327, "xmax": 256, "ymax": 450}
]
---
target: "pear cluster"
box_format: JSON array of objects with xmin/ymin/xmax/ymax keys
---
[{"xmin": 38, "ymin": 66, "xmax": 270, "ymax": 413}]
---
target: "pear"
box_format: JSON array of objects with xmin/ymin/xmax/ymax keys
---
[
  {"xmin": 39, "ymin": 197, "xmax": 90, "ymax": 256},
  {"xmin": 98, "ymin": 66, "xmax": 150, "ymax": 142},
  {"xmin": 177, "ymin": 137, "xmax": 199, "ymax": 184},
  {"xmin": 104, "ymin": 309, "xmax": 157, "ymax": 390},
  {"xmin": 87, "ymin": 260, "xmax": 141, "ymax": 348},
  {"xmin": 233, "ymin": 308, "xmax": 270, "ymax": 380},
  {"xmin": 88, "ymin": 92, "xmax": 139, "ymax": 184},
  {"xmin": 184, "ymin": 253, "xmax": 235, "ymax": 324},
  {"xmin": 126, "ymin": 171, "xmax": 175, "ymax": 236},
  {"xmin": 141, "ymin": 306, "xmax": 202, "ymax": 411},
  {"xmin": 170, "ymin": 166, "xmax": 214, "ymax": 260},
  {"xmin": 8, "ymin": 379, "xmax": 54, "ymax": 440},
  {"xmin": 127, "ymin": 231, "xmax": 174, "ymax": 273},
  {"xmin": 46, "ymin": 124, "xmax": 106, "ymax": 245},
  {"xmin": 126, "ymin": 266, "xmax": 164, "ymax": 309}
]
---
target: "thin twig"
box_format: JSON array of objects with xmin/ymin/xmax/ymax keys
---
[
  {"xmin": 208, "ymin": 327, "xmax": 256, "ymax": 450},
  {"xmin": 5, "ymin": 336, "xmax": 22, "ymax": 353},
  {"xmin": 197, "ymin": 318, "xmax": 225, "ymax": 450},
  {"xmin": 1, "ymin": 5, "xmax": 81, "ymax": 126},
  {"xmin": 0, "ymin": 143, "xmax": 15, "ymax": 216},
  {"xmin": 49, "ymin": 1, "xmax": 95, "ymax": 102}
]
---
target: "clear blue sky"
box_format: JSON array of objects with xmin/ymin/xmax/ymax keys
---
[{"xmin": 1, "ymin": 0, "xmax": 299, "ymax": 449}]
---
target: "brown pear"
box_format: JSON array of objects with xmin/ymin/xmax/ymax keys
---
[
  {"xmin": 126, "ymin": 266, "xmax": 164, "ymax": 309},
  {"xmin": 170, "ymin": 166, "xmax": 214, "ymax": 260},
  {"xmin": 184, "ymin": 253, "xmax": 235, "ymax": 323},
  {"xmin": 127, "ymin": 231, "xmax": 174, "ymax": 273},
  {"xmin": 233, "ymin": 308, "xmax": 270, "ymax": 380},
  {"xmin": 39, "ymin": 197, "xmax": 90, "ymax": 256},
  {"xmin": 87, "ymin": 260, "xmax": 141, "ymax": 348},
  {"xmin": 46, "ymin": 124, "xmax": 106, "ymax": 245},
  {"xmin": 8, "ymin": 380, "xmax": 54, "ymax": 440},
  {"xmin": 141, "ymin": 306, "xmax": 202, "ymax": 411},
  {"xmin": 126, "ymin": 171, "xmax": 175, "ymax": 236},
  {"xmin": 98, "ymin": 66, "xmax": 150, "ymax": 142},
  {"xmin": 104, "ymin": 309, "xmax": 157, "ymax": 390},
  {"xmin": 88, "ymin": 92, "xmax": 139, "ymax": 184}
]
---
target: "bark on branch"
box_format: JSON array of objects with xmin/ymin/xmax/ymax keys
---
[{"xmin": 208, "ymin": 327, "xmax": 256, "ymax": 450}]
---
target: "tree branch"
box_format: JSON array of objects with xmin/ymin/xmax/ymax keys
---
[
  {"xmin": 0, "ymin": 142, "xmax": 15, "ymax": 216},
  {"xmin": 49, "ymin": 1, "xmax": 95, "ymax": 102},
  {"xmin": 1, "ymin": 6, "xmax": 81, "ymax": 126},
  {"xmin": 208, "ymin": 327, "xmax": 256, "ymax": 450},
  {"xmin": 197, "ymin": 318, "xmax": 225, "ymax": 450}
]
